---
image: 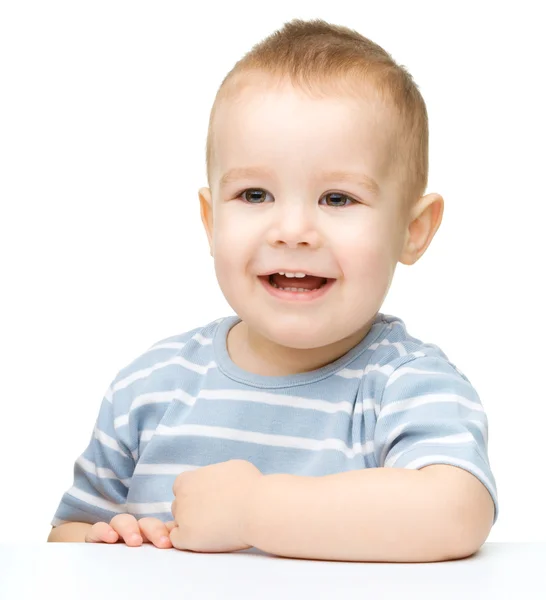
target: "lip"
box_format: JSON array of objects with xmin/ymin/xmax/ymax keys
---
[
  {"xmin": 259, "ymin": 270, "xmax": 330, "ymax": 278},
  {"xmin": 258, "ymin": 275, "xmax": 336, "ymax": 302}
]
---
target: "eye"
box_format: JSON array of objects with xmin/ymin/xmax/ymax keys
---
[
  {"xmin": 235, "ymin": 188, "xmax": 357, "ymax": 207},
  {"xmin": 320, "ymin": 192, "xmax": 357, "ymax": 207},
  {"xmin": 238, "ymin": 189, "xmax": 273, "ymax": 203}
]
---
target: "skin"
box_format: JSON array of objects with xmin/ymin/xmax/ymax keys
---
[
  {"xmin": 199, "ymin": 76, "xmax": 443, "ymax": 377},
  {"xmin": 84, "ymin": 515, "xmax": 177, "ymax": 547},
  {"xmin": 47, "ymin": 78, "xmax": 447, "ymax": 548}
]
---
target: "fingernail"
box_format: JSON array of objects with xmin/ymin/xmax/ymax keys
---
[
  {"xmin": 131, "ymin": 533, "xmax": 142, "ymax": 543},
  {"xmin": 160, "ymin": 536, "xmax": 170, "ymax": 545}
]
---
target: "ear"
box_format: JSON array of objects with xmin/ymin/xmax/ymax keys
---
[
  {"xmin": 399, "ymin": 193, "xmax": 444, "ymax": 265},
  {"xmin": 199, "ymin": 187, "xmax": 214, "ymax": 257}
]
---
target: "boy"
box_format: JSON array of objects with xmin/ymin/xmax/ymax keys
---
[{"xmin": 47, "ymin": 18, "xmax": 498, "ymax": 562}]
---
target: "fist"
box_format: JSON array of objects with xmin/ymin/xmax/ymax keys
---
[
  {"xmin": 85, "ymin": 514, "xmax": 176, "ymax": 548},
  {"xmin": 170, "ymin": 459, "xmax": 262, "ymax": 553}
]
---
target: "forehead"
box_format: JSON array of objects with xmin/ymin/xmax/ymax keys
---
[{"xmin": 211, "ymin": 76, "xmax": 398, "ymax": 189}]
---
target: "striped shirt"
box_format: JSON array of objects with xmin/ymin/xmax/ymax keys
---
[{"xmin": 51, "ymin": 312, "xmax": 499, "ymax": 528}]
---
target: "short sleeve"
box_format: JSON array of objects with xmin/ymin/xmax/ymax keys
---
[
  {"xmin": 50, "ymin": 387, "xmax": 135, "ymax": 527},
  {"xmin": 373, "ymin": 354, "xmax": 499, "ymax": 525}
]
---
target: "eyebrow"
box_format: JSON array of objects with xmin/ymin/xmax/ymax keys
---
[{"xmin": 219, "ymin": 166, "xmax": 381, "ymax": 196}]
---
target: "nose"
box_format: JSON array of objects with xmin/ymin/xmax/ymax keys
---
[{"xmin": 266, "ymin": 203, "xmax": 320, "ymax": 249}]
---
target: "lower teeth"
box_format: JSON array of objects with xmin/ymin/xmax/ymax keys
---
[{"xmin": 270, "ymin": 281, "xmax": 322, "ymax": 292}]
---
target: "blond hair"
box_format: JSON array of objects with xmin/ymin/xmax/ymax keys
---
[{"xmin": 205, "ymin": 18, "xmax": 428, "ymax": 209}]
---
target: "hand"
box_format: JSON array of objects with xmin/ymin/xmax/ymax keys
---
[
  {"xmin": 170, "ymin": 459, "xmax": 263, "ymax": 553},
  {"xmin": 85, "ymin": 514, "xmax": 177, "ymax": 548}
]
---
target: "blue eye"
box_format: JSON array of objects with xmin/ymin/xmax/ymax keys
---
[
  {"xmin": 321, "ymin": 193, "xmax": 355, "ymax": 207},
  {"xmin": 240, "ymin": 189, "xmax": 272, "ymax": 203},
  {"xmin": 237, "ymin": 189, "xmax": 356, "ymax": 207}
]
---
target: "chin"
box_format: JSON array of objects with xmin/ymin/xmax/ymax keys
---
[{"xmin": 256, "ymin": 318, "xmax": 337, "ymax": 350}]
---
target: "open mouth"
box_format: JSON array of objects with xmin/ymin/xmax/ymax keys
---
[
  {"xmin": 263, "ymin": 273, "xmax": 329, "ymax": 292},
  {"xmin": 257, "ymin": 273, "xmax": 336, "ymax": 301}
]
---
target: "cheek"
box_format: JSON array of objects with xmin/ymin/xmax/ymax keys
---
[
  {"xmin": 214, "ymin": 210, "xmax": 260, "ymax": 258},
  {"xmin": 213, "ymin": 248, "xmax": 238, "ymax": 285},
  {"xmin": 213, "ymin": 223, "xmax": 250, "ymax": 287},
  {"xmin": 337, "ymin": 223, "xmax": 390, "ymax": 268},
  {"xmin": 214, "ymin": 211, "xmax": 252, "ymax": 247}
]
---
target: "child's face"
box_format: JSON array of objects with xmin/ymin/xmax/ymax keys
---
[{"xmin": 200, "ymin": 77, "xmax": 409, "ymax": 351}]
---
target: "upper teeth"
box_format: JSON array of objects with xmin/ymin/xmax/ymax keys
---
[{"xmin": 278, "ymin": 272, "xmax": 307, "ymax": 278}]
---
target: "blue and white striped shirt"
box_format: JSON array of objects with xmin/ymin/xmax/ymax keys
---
[{"xmin": 51, "ymin": 312, "xmax": 499, "ymax": 528}]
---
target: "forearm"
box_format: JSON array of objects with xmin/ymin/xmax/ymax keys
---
[
  {"xmin": 47, "ymin": 522, "xmax": 93, "ymax": 542},
  {"xmin": 242, "ymin": 468, "xmax": 466, "ymax": 562}
]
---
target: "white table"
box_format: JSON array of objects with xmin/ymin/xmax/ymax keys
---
[{"xmin": 0, "ymin": 543, "xmax": 544, "ymax": 599}]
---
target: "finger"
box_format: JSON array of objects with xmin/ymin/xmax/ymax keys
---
[
  {"xmin": 165, "ymin": 521, "xmax": 177, "ymax": 533},
  {"xmin": 85, "ymin": 521, "xmax": 119, "ymax": 544},
  {"xmin": 169, "ymin": 526, "xmax": 186, "ymax": 551},
  {"xmin": 109, "ymin": 513, "xmax": 143, "ymax": 546},
  {"xmin": 137, "ymin": 518, "xmax": 173, "ymax": 549}
]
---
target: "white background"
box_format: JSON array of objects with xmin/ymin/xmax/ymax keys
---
[{"xmin": 1, "ymin": 0, "xmax": 544, "ymax": 544}]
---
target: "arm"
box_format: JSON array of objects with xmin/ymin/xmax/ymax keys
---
[
  {"xmin": 241, "ymin": 465, "xmax": 494, "ymax": 562},
  {"xmin": 49, "ymin": 390, "xmax": 135, "ymax": 533},
  {"xmin": 47, "ymin": 522, "xmax": 93, "ymax": 543}
]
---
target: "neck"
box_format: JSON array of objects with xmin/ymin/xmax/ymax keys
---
[{"xmin": 227, "ymin": 317, "xmax": 376, "ymax": 377}]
